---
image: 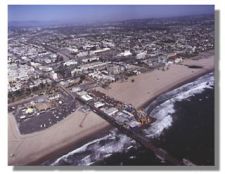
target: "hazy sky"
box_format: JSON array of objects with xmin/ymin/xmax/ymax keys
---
[{"xmin": 8, "ymin": 5, "xmax": 214, "ymax": 24}]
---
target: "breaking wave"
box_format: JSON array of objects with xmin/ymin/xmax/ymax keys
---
[
  {"xmin": 50, "ymin": 72, "xmax": 214, "ymax": 166},
  {"xmin": 143, "ymin": 72, "xmax": 214, "ymax": 138},
  {"xmin": 50, "ymin": 130, "xmax": 136, "ymax": 166}
]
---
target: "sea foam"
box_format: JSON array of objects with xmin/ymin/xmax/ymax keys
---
[{"xmin": 51, "ymin": 72, "xmax": 214, "ymax": 166}]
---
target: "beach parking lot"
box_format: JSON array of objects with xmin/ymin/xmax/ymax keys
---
[
  {"xmin": 10, "ymin": 89, "xmax": 78, "ymax": 134},
  {"xmin": 8, "ymin": 53, "xmax": 214, "ymax": 165}
]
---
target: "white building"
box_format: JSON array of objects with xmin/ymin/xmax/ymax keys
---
[
  {"xmin": 50, "ymin": 71, "xmax": 58, "ymax": 80},
  {"xmin": 89, "ymin": 71, "xmax": 115, "ymax": 82},
  {"xmin": 90, "ymin": 48, "xmax": 110, "ymax": 55},
  {"xmin": 81, "ymin": 94, "xmax": 93, "ymax": 102},
  {"xmin": 80, "ymin": 62, "xmax": 109, "ymax": 71},
  {"xmin": 77, "ymin": 91, "xmax": 93, "ymax": 102},
  {"xmin": 8, "ymin": 64, "xmax": 35, "ymax": 82},
  {"xmin": 94, "ymin": 101, "xmax": 105, "ymax": 108},
  {"xmin": 77, "ymin": 51, "xmax": 88, "ymax": 57},
  {"xmin": 39, "ymin": 66, "xmax": 53, "ymax": 72},
  {"xmin": 64, "ymin": 60, "xmax": 78, "ymax": 66},
  {"xmin": 117, "ymin": 50, "xmax": 132, "ymax": 57},
  {"xmin": 136, "ymin": 51, "xmax": 147, "ymax": 59},
  {"xmin": 103, "ymin": 107, "xmax": 119, "ymax": 116},
  {"xmin": 66, "ymin": 47, "xmax": 78, "ymax": 54},
  {"xmin": 72, "ymin": 87, "xmax": 81, "ymax": 93}
]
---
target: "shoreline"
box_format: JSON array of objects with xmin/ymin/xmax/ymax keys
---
[
  {"xmin": 47, "ymin": 69, "xmax": 214, "ymax": 166},
  {"xmin": 8, "ymin": 110, "xmax": 112, "ymax": 166},
  {"xmin": 41, "ymin": 63, "xmax": 214, "ymax": 166},
  {"xmin": 42, "ymin": 69, "xmax": 214, "ymax": 166},
  {"xmin": 139, "ymin": 68, "xmax": 214, "ymax": 110},
  {"xmin": 97, "ymin": 53, "xmax": 214, "ymax": 109},
  {"xmin": 9, "ymin": 52, "xmax": 214, "ymax": 166},
  {"xmin": 33, "ymin": 125, "xmax": 113, "ymax": 165}
]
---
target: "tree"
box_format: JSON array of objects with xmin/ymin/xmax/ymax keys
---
[{"xmin": 79, "ymin": 75, "xmax": 85, "ymax": 84}]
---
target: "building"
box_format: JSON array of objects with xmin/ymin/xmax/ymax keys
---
[
  {"xmin": 102, "ymin": 107, "xmax": 118, "ymax": 116},
  {"xmin": 89, "ymin": 71, "xmax": 115, "ymax": 82},
  {"xmin": 77, "ymin": 51, "xmax": 88, "ymax": 57},
  {"xmin": 94, "ymin": 101, "xmax": 105, "ymax": 108},
  {"xmin": 117, "ymin": 50, "xmax": 132, "ymax": 57},
  {"xmin": 90, "ymin": 48, "xmax": 110, "ymax": 55},
  {"xmin": 81, "ymin": 94, "xmax": 93, "ymax": 102},
  {"xmin": 136, "ymin": 51, "xmax": 147, "ymax": 59},
  {"xmin": 72, "ymin": 62, "xmax": 109, "ymax": 76},
  {"xmin": 129, "ymin": 120, "xmax": 141, "ymax": 128},
  {"xmin": 78, "ymin": 91, "xmax": 93, "ymax": 102},
  {"xmin": 64, "ymin": 60, "xmax": 78, "ymax": 66},
  {"xmin": 72, "ymin": 87, "xmax": 81, "ymax": 93},
  {"xmin": 82, "ymin": 56, "xmax": 99, "ymax": 63}
]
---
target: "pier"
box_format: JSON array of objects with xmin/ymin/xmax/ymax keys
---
[{"xmin": 72, "ymin": 90, "xmax": 195, "ymax": 166}]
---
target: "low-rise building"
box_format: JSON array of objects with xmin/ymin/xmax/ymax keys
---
[
  {"xmin": 136, "ymin": 51, "xmax": 147, "ymax": 59},
  {"xmin": 81, "ymin": 94, "xmax": 93, "ymax": 102},
  {"xmin": 94, "ymin": 101, "xmax": 105, "ymax": 108},
  {"xmin": 117, "ymin": 50, "xmax": 132, "ymax": 57},
  {"xmin": 64, "ymin": 60, "xmax": 78, "ymax": 66},
  {"xmin": 102, "ymin": 107, "xmax": 118, "ymax": 116}
]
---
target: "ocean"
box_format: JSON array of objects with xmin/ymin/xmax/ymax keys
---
[{"xmin": 45, "ymin": 72, "xmax": 214, "ymax": 166}]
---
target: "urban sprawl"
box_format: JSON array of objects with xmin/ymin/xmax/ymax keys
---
[{"xmin": 8, "ymin": 14, "xmax": 214, "ymax": 136}]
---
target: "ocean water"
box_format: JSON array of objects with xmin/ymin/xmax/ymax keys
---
[{"xmin": 46, "ymin": 72, "xmax": 214, "ymax": 166}]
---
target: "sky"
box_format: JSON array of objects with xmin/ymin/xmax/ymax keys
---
[{"xmin": 8, "ymin": 5, "xmax": 214, "ymax": 25}]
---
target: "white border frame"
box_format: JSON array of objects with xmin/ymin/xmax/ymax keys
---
[{"xmin": 1, "ymin": 0, "xmax": 224, "ymax": 173}]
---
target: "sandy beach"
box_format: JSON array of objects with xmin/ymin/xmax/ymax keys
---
[
  {"xmin": 97, "ymin": 53, "xmax": 214, "ymax": 109},
  {"xmin": 8, "ymin": 109, "xmax": 111, "ymax": 165},
  {"xmin": 8, "ymin": 52, "xmax": 214, "ymax": 165}
]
